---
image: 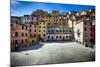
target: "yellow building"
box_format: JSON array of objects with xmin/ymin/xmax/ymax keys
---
[
  {"xmin": 45, "ymin": 14, "xmax": 52, "ymax": 28},
  {"xmin": 38, "ymin": 21, "xmax": 47, "ymax": 40},
  {"xmin": 27, "ymin": 35, "xmax": 37, "ymax": 45},
  {"xmin": 38, "ymin": 15, "xmax": 52, "ymax": 41}
]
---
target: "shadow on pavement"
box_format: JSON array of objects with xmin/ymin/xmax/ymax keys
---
[
  {"xmin": 44, "ymin": 40, "xmax": 74, "ymax": 43},
  {"xmin": 16, "ymin": 43, "xmax": 44, "ymax": 52}
]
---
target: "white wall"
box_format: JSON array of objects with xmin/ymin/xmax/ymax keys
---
[{"xmin": 74, "ymin": 21, "xmax": 83, "ymax": 43}]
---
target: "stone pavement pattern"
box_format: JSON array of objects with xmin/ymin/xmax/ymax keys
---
[{"xmin": 11, "ymin": 42, "xmax": 95, "ymax": 66}]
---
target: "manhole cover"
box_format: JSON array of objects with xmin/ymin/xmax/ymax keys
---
[{"xmin": 25, "ymin": 53, "xmax": 29, "ymax": 55}]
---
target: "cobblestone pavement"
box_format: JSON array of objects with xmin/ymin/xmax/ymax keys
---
[{"xmin": 11, "ymin": 42, "xmax": 95, "ymax": 66}]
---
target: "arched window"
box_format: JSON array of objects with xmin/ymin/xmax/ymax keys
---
[
  {"xmin": 52, "ymin": 36, "xmax": 53, "ymax": 39},
  {"xmin": 59, "ymin": 36, "xmax": 61, "ymax": 38},
  {"xmin": 56, "ymin": 36, "xmax": 58, "ymax": 38}
]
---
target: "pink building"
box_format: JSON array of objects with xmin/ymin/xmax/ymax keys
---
[
  {"xmin": 28, "ymin": 23, "xmax": 39, "ymax": 37},
  {"xmin": 11, "ymin": 16, "xmax": 29, "ymax": 51}
]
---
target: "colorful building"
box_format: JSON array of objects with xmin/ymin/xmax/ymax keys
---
[
  {"xmin": 74, "ymin": 10, "xmax": 95, "ymax": 47},
  {"xmin": 11, "ymin": 16, "xmax": 29, "ymax": 51},
  {"xmin": 45, "ymin": 27, "xmax": 72, "ymax": 41},
  {"xmin": 21, "ymin": 15, "xmax": 31, "ymax": 23},
  {"xmin": 38, "ymin": 21, "xmax": 47, "ymax": 41},
  {"xmin": 11, "ymin": 10, "xmax": 95, "ymax": 50}
]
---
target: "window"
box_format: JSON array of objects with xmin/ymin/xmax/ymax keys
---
[
  {"xmin": 60, "ymin": 30, "xmax": 62, "ymax": 32},
  {"xmin": 85, "ymin": 39, "xmax": 87, "ymax": 42},
  {"xmin": 32, "ymin": 40, "xmax": 34, "ymax": 42},
  {"xmin": 21, "ymin": 40, "xmax": 24, "ymax": 44},
  {"xmin": 63, "ymin": 30, "xmax": 65, "ymax": 32},
  {"xmin": 44, "ymin": 30, "xmax": 45, "ymax": 32},
  {"xmin": 90, "ymin": 33, "xmax": 93, "ymax": 36},
  {"xmin": 39, "ymin": 26, "xmax": 41, "ymax": 28},
  {"xmin": 66, "ymin": 30, "xmax": 68, "ymax": 32},
  {"xmin": 56, "ymin": 30, "xmax": 58, "ymax": 32},
  {"xmin": 69, "ymin": 30, "xmax": 71, "ymax": 32},
  {"xmin": 90, "ymin": 39, "xmax": 93, "ymax": 42},
  {"xmin": 66, "ymin": 36, "xmax": 68, "ymax": 38},
  {"xmin": 69, "ymin": 36, "xmax": 71, "ymax": 39},
  {"xmin": 52, "ymin": 36, "xmax": 53, "ymax": 39},
  {"xmin": 52, "ymin": 30, "xmax": 54, "ymax": 33},
  {"xmin": 36, "ymin": 18, "xmax": 38, "ymax": 20},
  {"xmin": 22, "ymin": 33, "xmax": 24, "ymax": 36},
  {"xmin": 91, "ymin": 27, "xmax": 92, "ymax": 31},
  {"xmin": 84, "ymin": 21, "xmax": 87, "ymax": 25},
  {"xmin": 85, "ymin": 34, "xmax": 87, "ymax": 37},
  {"xmin": 26, "ymin": 26, "xmax": 27, "ymax": 30},
  {"xmin": 44, "ymin": 26, "xmax": 45, "ymax": 28},
  {"xmin": 34, "ymin": 34, "xmax": 36, "ymax": 36},
  {"xmin": 39, "ymin": 30, "xmax": 41, "ymax": 32},
  {"xmin": 59, "ymin": 36, "xmax": 61, "ymax": 38},
  {"xmin": 15, "ymin": 40, "xmax": 18, "ymax": 44},
  {"xmin": 11, "ymin": 24, "xmax": 13, "ymax": 27},
  {"xmin": 34, "ymin": 29, "xmax": 36, "ymax": 32},
  {"xmin": 84, "ymin": 27, "xmax": 87, "ymax": 31},
  {"xmin": 48, "ymin": 23, "xmax": 50, "ymax": 25},
  {"xmin": 56, "ymin": 36, "xmax": 58, "ymax": 38},
  {"xmin": 91, "ymin": 16, "xmax": 95, "ymax": 20},
  {"xmin": 35, "ymin": 25, "xmax": 36, "ymax": 28},
  {"xmin": 43, "ymin": 34, "xmax": 45, "ymax": 37},
  {"xmin": 59, "ymin": 23, "xmax": 61, "ymax": 25},
  {"xmin": 16, "ymin": 21, "xmax": 18, "ymax": 23},
  {"xmin": 48, "ymin": 30, "xmax": 50, "ymax": 33},
  {"xmin": 30, "ymin": 25, "xmax": 31, "ymax": 27},
  {"xmin": 25, "ymin": 39, "xmax": 27, "ymax": 42},
  {"xmin": 27, "ymin": 17, "xmax": 28, "ymax": 20},
  {"xmin": 63, "ymin": 36, "xmax": 65, "ymax": 39},
  {"xmin": 29, "ymin": 29, "xmax": 31, "ymax": 32},
  {"xmin": 25, "ymin": 33, "xmax": 27, "ymax": 36},
  {"xmin": 48, "ymin": 36, "xmax": 50, "ymax": 39},
  {"xmin": 22, "ymin": 26, "xmax": 24, "ymax": 29},
  {"xmin": 15, "ymin": 32, "xmax": 18, "ymax": 36},
  {"xmin": 32, "ymin": 17, "xmax": 33, "ymax": 20},
  {"xmin": 42, "ymin": 16, "xmax": 44, "ymax": 18}
]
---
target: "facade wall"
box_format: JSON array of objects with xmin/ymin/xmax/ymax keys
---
[
  {"xmin": 28, "ymin": 23, "xmax": 38, "ymax": 36},
  {"xmin": 74, "ymin": 15, "xmax": 95, "ymax": 46},
  {"xmin": 11, "ymin": 17, "xmax": 29, "ymax": 51},
  {"xmin": 21, "ymin": 15, "xmax": 31, "ymax": 23},
  {"xmin": 74, "ymin": 21, "xmax": 83, "ymax": 43},
  {"xmin": 11, "ymin": 23, "xmax": 29, "ymax": 46},
  {"xmin": 38, "ymin": 21, "xmax": 47, "ymax": 39},
  {"xmin": 46, "ymin": 34, "xmax": 72, "ymax": 41},
  {"xmin": 83, "ymin": 18, "xmax": 91, "ymax": 45},
  {"xmin": 46, "ymin": 27, "xmax": 72, "ymax": 41}
]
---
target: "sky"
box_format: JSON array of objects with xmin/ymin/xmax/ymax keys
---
[{"xmin": 11, "ymin": 0, "xmax": 95, "ymax": 16}]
